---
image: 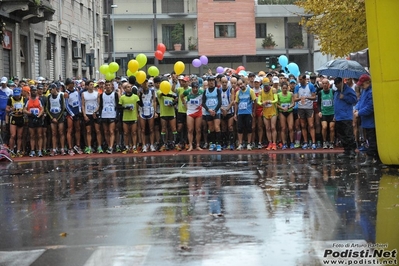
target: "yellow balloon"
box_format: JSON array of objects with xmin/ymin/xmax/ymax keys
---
[
  {"xmin": 136, "ymin": 70, "xmax": 147, "ymax": 84},
  {"xmin": 160, "ymin": 81, "xmax": 171, "ymax": 94},
  {"xmin": 174, "ymin": 61, "xmax": 185, "ymax": 75},
  {"xmin": 128, "ymin": 60, "xmax": 139, "ymax": 73},
  {"xmin": 136, "ymin": 53, "xmax": 147, "ymax": 69}
]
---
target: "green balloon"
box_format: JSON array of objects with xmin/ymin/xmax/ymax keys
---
[
  {"xmin": 99, "ymin": 64, "xmax": 109, "ymax": 75},
  {"xmin": 136, "ymin": 53, "xmax": 147, "ymax": 69},
  {"xmin": 108, "ymin": 62, "xmax": 119, "ymax": 73},
  {"xmin": 148, "ymin": 66, "xmax": 159, "ymax": 77},
  {"xmin": 105, "ymin": 72, "xmax": 116, "ymax": 81}
]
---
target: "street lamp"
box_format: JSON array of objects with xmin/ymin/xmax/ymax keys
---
[{"xmin": 111, "ymin": 4, "xmax": 117, "ymax": 62}]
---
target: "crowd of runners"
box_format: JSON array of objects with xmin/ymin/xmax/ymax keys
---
[{"xmin": 0, "ymin": 70, "xmax": 373, "ymax": 160}]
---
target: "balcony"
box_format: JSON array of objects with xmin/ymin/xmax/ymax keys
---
[{"xmin": 0, "ymin": 0, "xmax": 55, "ymax": 24}]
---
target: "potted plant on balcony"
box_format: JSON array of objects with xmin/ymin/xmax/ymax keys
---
[
  {"xmin": 289, "ymin": 35, "xmax": 304, "ymax": 49},
  {"xmin": 262, "ymin": 33, "xmax": 277, "ymax": 49},
  {"xmin": 171, "ymin": 23, "xmax": 184, "ymax": 51}
]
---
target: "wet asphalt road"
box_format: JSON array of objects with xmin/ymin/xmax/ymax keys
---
[{"xmin": 0, "ymin": 153, "xmax": 398, "ymax": 266}]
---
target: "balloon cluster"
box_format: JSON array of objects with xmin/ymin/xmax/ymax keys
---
[
  {"xmin": 154, "ymin": 43, "xmax": 166, "ymax": 61},
  {"xmin": 192, "ymin": 55, "xmax": 208, "ymax": 68},
  {"xmin": 278, "ymin": 55, "xmax": 300, "ymax": 77},
  {"xmin": 99, "ymin": 62, "xmax": 119, "ymax": 81},
  {"xmin": 125, "ymin": 53, "xmax": 160, "ymax": 84}
]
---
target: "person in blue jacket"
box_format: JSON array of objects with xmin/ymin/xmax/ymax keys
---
[
  {"xmin": 354, "ymin": 74, "xmax": 379, "ymax": 166},
  {"xmin": 333, "ymin": 77, "xmax": 358, "ymax": 158}
]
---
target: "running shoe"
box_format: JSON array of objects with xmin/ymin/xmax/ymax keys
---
[
  {"xmin": 311, "ymin": 143, "xmax": 317, "ymax": 150},
  {"xmin": 247, "ymin": 144, "xmax": 252, "ymax": 151},
  {"xmin": 97, "ymin": 146, "xmax": 104, "ymax": 154},
  {"xmin": 115, "ymin": 145, "xmax": 122, "ymax": 153},
  {"xmin": 202, "ymin": 142, "xmax": 208, "ymax": 149},
  {"xmin": 257, "ymin": 143, "xmax": 263, "ymax": 149},
  {"xmin": 230, "ymin": 144, "xmax": 235, "ymax": 150},
  {"xmin": 150, "ymin": 144, "xmax": 156, "ymax": 152},
  {"xmin": 236, "ymin": 144, "xmax": 243, "ymax": 151},
  {"xmin": 68, "ymin": 149, "xmax": 75, "ymax": 156},
  {"xmin": 122, "ymin": 146, "xmax": 130, "ymax": 154},
  {"xmin": 216, "ymin": 144, "xmax": 222, "ymax": 152},
  {"xmin": 133, "ymin": 148, "xmax": 138, "ymax": 154},
  {"xmin": 329, "ymin": 143, "xmax": 334, "ymax": 149},
  {"xmin": 50, "ymin": 149, "xmax": 57, "ymax": 157},
  {"xmin": 106, "ymin": 147, "xmax": 113, "ymax": 154},
  {"xmin": 294, "ymin": 142, "xmax": 301, "ymax": 149},
  {"xmin": 142, "ymin": 145, "xmax": 148, "ymax": 153},
  {"xmin": 358, "ymin": 144, "xmax": 368, "ymax": 152},
  {"xmin": 73, "ymin": 145, "xmax": 83, "ymax": 155},
  {"xmin": 282, "ymin": 144, "xmax": 287, "ymax": 150},
  {"xmin": 302, "ymin": 143, "xmax": 308, "ymax": 150},
  {"xmin": 37, "ymin": 150, "xmax": 43, "ymax": 157},
  {"xmin": 159, "ymin": 144, "xmax": 166, "ymax": 152},
  {"xmin": 271, "ymin": 143, "xmax": 277, "ymax": 151},
  {"xmin": 10, "ymin": 151, "xmax": 16, "ymax": 158},
  {"xmin": 323, "ymin": 142, "xmax": 328, "ymax": 149},
  {"xmin": 60, "ymin": 149, "xmax": 66, "ymax": 156},
  {"xmin": 290, "ymin": 143, "xmax": 295, "ymax": 149},
  {"xmin": 29, "ymin": 150, "xmax": 36, "ymax": 157},
  {"xmin": 277, "ymin": 142, "xmax": 283, "ymax": 149},
  {"xmin": 265, "ymin": 142, "xmax": 272, "ymax": 151},
  {"xmin": 84, "ymin": 147, "xmax": 92, "ymax": 154},
  {"xmin": 209, "ymin": 143, "xmax": 215, "ymax": 151}
]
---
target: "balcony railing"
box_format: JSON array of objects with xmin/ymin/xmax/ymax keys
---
[{"xmin": 258, "ymin": 0, "xmax": 297, "ymax": 4}]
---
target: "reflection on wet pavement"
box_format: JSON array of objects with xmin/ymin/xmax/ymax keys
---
[{"xmin": 0, "ymin": 153, "xmax": 398, "ymax": 265}]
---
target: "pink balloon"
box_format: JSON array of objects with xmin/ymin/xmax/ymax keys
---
[
  {"xmin": 192, "ymin": 59, "xmax": 202, "ymax": 68},
  {"xmin": 200, "ymin": 55, "xmax": 208, "ymax": 65},
  {"xmin": 216, "ymin": 66, "xmax": 224, "ymax": 74}
]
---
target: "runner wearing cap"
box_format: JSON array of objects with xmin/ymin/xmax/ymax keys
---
[
  {"xmin": 6, "ymin": 88, "xmax": 26, "ymax": 157},
  {"xmin": 252, "ymin": 76, "xmax": 265, "ymax": 149},
  {"xmin": 277, "ymin": 82, "xmax": 295, "ymax": 149},
  {"xmin": 219, "ymin": 76, "xmax": 235, "ymax": 150},
  {"xmin": 258, "ymin": 80, "xmax": 278, "ymax": 151}
]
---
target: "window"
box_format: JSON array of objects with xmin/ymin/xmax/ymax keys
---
[
  {"xmin": 256, "ymin": 23, "xmax": 267, "ymax": 38},
  {"xmin": 214, "ymin": 23, "xmax": 236, "ymax": 38}
]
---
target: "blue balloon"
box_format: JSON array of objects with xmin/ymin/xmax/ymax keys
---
[
  {"xmin": 287, "ymin": 63, "xmax": 300, "ymax": 77},
  {"xmin": 278, "ymin": 55, "xmax": 289, "ymax": 68}
]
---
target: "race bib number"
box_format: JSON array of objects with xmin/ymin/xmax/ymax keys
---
[
  {"xmin": 143, "ymin": 106, "xmax": 151, "ymax": 116},
  {"xmin": 281, "ymin": 103, "xmax": 290, "ymax": 109},
  {"xmin": 125, "ymin": 104, "xmax": 134, "ymax": 110},
  {"xmin": 30, "ymin": 108, "xmax": 39, "ymax": 115},
  {"xmin": 14, "ymin": 103, "xmax": 23, "ymax": 110},
  {"xmin": 190, "ymin": 99, "xmax": 199, "ymax": 105},
  {"xmin": 238, "ymin": 102, "xmax": 247, "ymax": 110},
  {"xmin": 222, "ymin": 99, "xmax": 229, "ymax": 106},
  {"xmin": 50, "ymin": 107, "xmax": 61, "ymax": 113},
  {"xmin": 322, "ymin": 100, "xmax": 332, "ymax": 107},
  {"xmin": 72, "ymin": 101, "xmax": 79, "ymax": 108},
  {"xmin": 87, "ymin": 104, "xmax": 96, "ymax": 112},
  {"xmin": 206, "ymin": 99, "xmax": 217, "ymax": 107},
  {"xmin": 164, "ymin": 99, "xmax": 172, "ymax": 106},
  {"xmin": 104, "ymin": 106, "xmax": 114, "ymax": 112}
]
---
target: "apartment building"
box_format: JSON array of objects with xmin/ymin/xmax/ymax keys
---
[
  {"xmin": 0, "ymin": 0, "xmax": 104, "ymax": 81},
  {"xmin": 108, "ymin": 0, "xmax": 313, "ymax": 76}
]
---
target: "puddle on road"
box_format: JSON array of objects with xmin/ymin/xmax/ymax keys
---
[{"xmin": 0, "ymin": 153, "xmax": 398, "ymax": 265}]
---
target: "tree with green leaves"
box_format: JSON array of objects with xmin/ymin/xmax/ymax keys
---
[{"xmin": 296, "ymin": 0, "xmax": 367, "ymax": 57}]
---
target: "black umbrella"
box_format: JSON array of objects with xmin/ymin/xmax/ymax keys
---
[{"xmin": 317, "ymin": 59, "xmax": 369, "ymax": 79}]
